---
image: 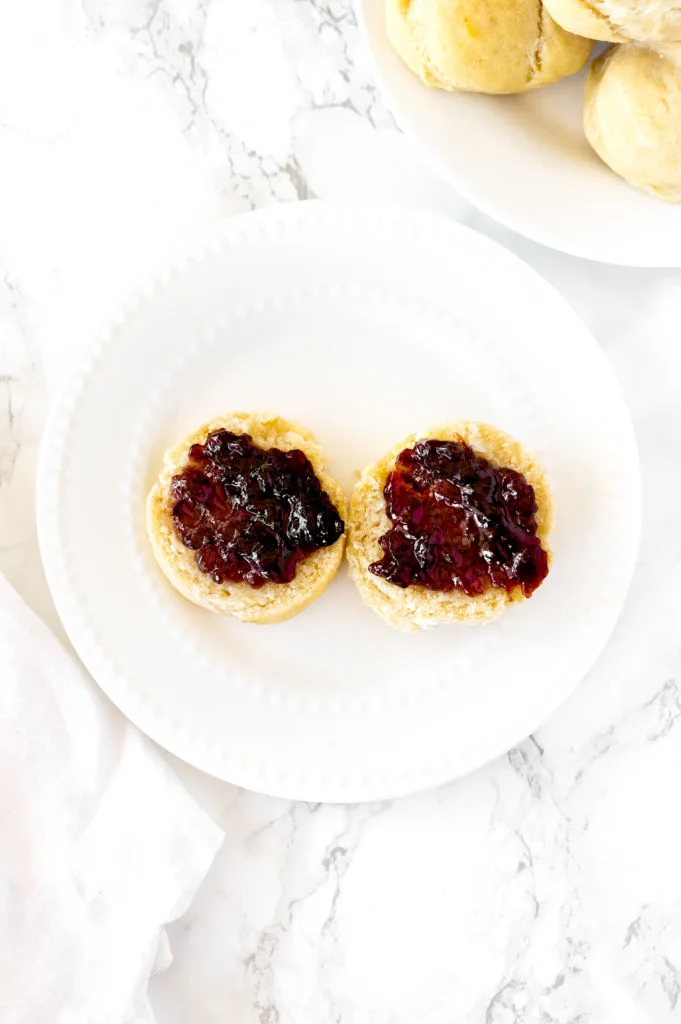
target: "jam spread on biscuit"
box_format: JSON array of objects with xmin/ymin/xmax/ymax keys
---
[
  {"xmin": 171, "ymin": 431, "xmax": 344, "ymax": 588},
  {"xmin": 369, "ymin": 439, "xmax": 548, "ymax": 597}
]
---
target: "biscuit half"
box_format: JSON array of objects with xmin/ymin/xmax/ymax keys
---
[
  {"xmin": 147, "ymin": 412, "xmax": 348, "ymax": 624},
  {"xmin": 347, "ymin": 421, "xmax": 553, "ymax": 632}
]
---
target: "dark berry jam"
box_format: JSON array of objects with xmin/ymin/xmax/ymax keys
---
[
  {"xmin": 171, "ymin": 431, "xmax": 344, "ymax": 588},
  {"xmin": 369, "ymin": 439, "xmax": 548, "ymax": 598}
]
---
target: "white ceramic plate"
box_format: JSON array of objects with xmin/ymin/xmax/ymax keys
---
[
  {"xmin": 358, "ymin": 0, "xmax": 681, "ymax": 267},
  {"xmin": 38, "ymin": 202, "xmax": 640, "ymax": 802}
]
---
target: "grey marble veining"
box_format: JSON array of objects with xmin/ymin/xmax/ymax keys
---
[{"xmin": 1, "ymin": 2, "xmax": 681, "ymax": 1022}]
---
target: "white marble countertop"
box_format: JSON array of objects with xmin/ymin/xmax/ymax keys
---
[{"xmin": 2, "ymin": 2, "xmax": 681, "ymax": 1022}]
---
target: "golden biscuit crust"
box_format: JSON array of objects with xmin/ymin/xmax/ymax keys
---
[
  {"xmin": 584, "ymin": 43, "xmax": 681, "ymax": 203},
  {"xmin": 386, "ymin": 0, "xmax": 593, "ymax": 95}
]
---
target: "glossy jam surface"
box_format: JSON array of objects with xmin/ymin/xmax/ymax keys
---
[
  {"xmin": 171, "ymin": 431, "xmax": 344, "ymax": 588},
  {"xmin": 369, "ymin": 439, "xmax": 548, "ymax": 597}
]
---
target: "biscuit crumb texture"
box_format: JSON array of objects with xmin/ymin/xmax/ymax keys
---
[
  {"xmin": 147, "ymin": 412, "xmax": 347, "ymax": 624},
  {"xmin": 347, "ymin": 421, "xmax": 554, "ymax": 633}
]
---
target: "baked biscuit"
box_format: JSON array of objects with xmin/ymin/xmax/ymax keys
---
[
  {"xmin": 386, "ymin": 0, "xmax": 593, "ymax": 94},
  {"xmin": 585, "ymin": 42, "xmax": 681, "ymax": 202}
]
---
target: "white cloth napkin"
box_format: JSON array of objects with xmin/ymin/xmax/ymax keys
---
[{"xmin": 0, "ymin": 572, "xmax": 224, "ymax": 1024}]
